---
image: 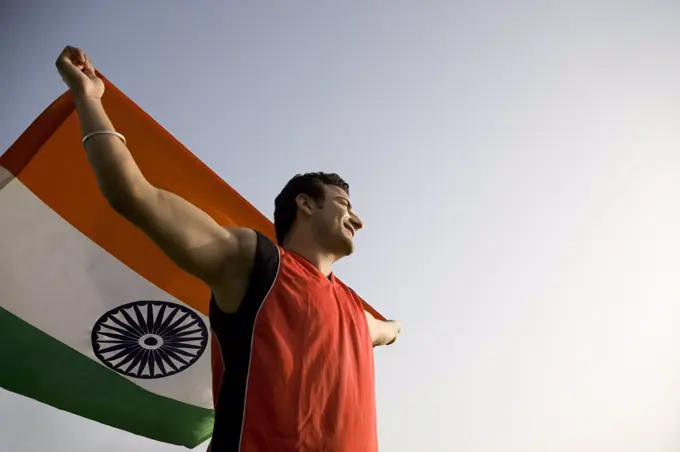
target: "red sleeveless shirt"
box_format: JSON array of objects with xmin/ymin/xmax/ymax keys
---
[{"xmin": 208, "ymin": 231, "xmax": 378, "ymax": 451}]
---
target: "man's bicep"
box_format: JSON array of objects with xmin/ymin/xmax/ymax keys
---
[{"xmin": 122, "ymin": 187, "xmax": 254, "ymax": 284}]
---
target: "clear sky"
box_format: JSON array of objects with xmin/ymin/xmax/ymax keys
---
[{"xmin": 2, "ymin": 1, "xmax": 680, "ymax": 451}]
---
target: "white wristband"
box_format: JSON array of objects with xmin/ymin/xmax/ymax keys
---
[{"xmin": 82, "ymin": 130, "xmax": 127, "ymax": 146}]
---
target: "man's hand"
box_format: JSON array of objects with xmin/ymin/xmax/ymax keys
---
[
  {"xmin": 365, "ymin": 312, "xmax": 402, "ymax": 347},
  {"xmin": 383, "ymin": 320, "xmax": 402, "ymax": 345},
  {"xmin": 55, "ymin": 46, "xmax": 105, "ymax": 101}
]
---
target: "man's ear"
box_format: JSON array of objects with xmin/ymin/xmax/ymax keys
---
[{"xmin": 295, "ymin": 193, "xmax": 315, "ymax": 216}]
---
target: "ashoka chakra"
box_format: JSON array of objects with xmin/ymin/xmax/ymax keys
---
[{"xmin": 91, "ymin": 300, "xmax": 208, "ymax": 379}]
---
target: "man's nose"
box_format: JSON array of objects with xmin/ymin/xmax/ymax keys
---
[{"xmin": 349, "ymin": 214, "xmax": 363, "ymax": 231}]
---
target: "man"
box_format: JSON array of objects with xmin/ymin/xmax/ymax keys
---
[{"xmin": 55, "ymin": 46, "xmax": 401, "ymax": 451}]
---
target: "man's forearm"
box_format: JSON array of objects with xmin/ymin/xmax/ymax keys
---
[{"xmin": 75, "ymin": 98, "xmax": 148, "ymax": 206}]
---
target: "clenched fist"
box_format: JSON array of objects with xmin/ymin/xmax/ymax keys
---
[
  {"xmin": 55, "ymin": 46, "xmax": 105, "ymax": 102},
  {"xmin": 385, "ymin": 320, "xmax": 402, "ymax": 345}
]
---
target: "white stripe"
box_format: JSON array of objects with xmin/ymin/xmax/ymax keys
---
[
  {"xmin": 0, "ymin": 177, "xmax": 212, "ymax": 409},
  {"xmin": 238, "ymin": 245, "xmax": 281, "ymax": 452}
]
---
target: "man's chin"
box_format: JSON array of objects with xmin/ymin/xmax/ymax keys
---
[
  {"xmin": 341, "ymin": 239, "xmax": 355, "ymax": 256},
  {"xmin": 332, "ymin": 238, "xmax": 354, "ymax": 259},
  {"xmin": 324, "ymin": 233, "xmax": 354, "ymax": 259}
]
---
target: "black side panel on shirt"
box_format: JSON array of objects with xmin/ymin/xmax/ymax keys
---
[{"xmin": 209, "ymin": 231, "xmax": 279, "ymax": 451}]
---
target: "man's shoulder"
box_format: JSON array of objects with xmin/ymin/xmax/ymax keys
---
[
  {"xmin": 218, "ymin": 227, "xmax": 258, "ymax": 271},
  {"xmin": 224, "ymin": 227, "xmax": 281, "ymax": 260},
  {"xmin": 224, "ymin": 226, "xmax": 257, "ymax": 244},
  {"xmin": 211, "ymin": 228, "xmax": 277, "ymax": 315}
]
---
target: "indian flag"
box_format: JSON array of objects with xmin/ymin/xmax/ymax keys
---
[
  {"xmin": 0, "ymin": 74, "xmax": 275, "ymax": 448},
  {"xmin": 0, "ymin": 74, "xmax": 384, "ymax": 448}
]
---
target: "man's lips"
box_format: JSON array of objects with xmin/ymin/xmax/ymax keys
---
[{"xmin": 344, "ymin": 224, "xmax": 355, "ymax": 237}]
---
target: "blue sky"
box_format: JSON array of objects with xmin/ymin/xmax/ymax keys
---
[{"xmin": 2, "ymin": 1, "xmax": 680, "ymax": 451}]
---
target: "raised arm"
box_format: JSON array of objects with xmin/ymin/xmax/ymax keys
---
[
  {"xmin": 364, "ymin": 311, "xmax": 401, "ymax": 347},
  {"xmin": 56, "ymin": 46, "xmax": 254, "ymax": 309}
]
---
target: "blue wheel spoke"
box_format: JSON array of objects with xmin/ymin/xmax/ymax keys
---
[
  {"xmin": 107, "ymin": 315, "xmax": 143, "ymax": 338},
  {"xmin": 163, "ymin": 318, "xmax": 199, "ymax": 338},
  {"xmin": 152, "ymin": 303, "xmax": 167, "ymax": 335},
  {"xmin": 119, "ymin": 308, "xmax": 146, "ymax": 337}
]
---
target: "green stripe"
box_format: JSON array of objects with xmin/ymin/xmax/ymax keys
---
[{"xmin": 0, "ymin": 306, "xmax": 214, "ymax": 448}]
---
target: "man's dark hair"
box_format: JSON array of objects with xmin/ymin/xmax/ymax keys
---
[{"xmin": 274, "ymin": 172, "xmax": 350, "ymax": 245}]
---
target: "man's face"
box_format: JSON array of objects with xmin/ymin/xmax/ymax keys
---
[{"xmin": 311, "ymin": 184, "xmax": 363, "ymax": 257}]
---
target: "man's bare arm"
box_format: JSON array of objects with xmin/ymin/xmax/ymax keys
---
[
  {"xmin": 56, "ymin": 46, "xmax": 253, "ymax": 309},
  {"xmin": 364, "ymin": 311, "xmax": 401, "ymax": 347},
  {"xmin": 76, "ymin": 97, "xmax": 249, "ymax": 284}
]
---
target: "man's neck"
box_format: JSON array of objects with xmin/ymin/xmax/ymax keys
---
[{"xmin": 283, "ymin": 237, "xmax": 336, "ymax": 278}]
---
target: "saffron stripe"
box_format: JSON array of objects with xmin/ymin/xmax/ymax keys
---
[{"xmin": 0, "ymin": 77, "xmax": 275, "ymax": 316}]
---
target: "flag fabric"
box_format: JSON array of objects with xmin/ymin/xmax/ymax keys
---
[{"xmin": 0, "ymin": 74, "xmax": 384, "ymax": 448}]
